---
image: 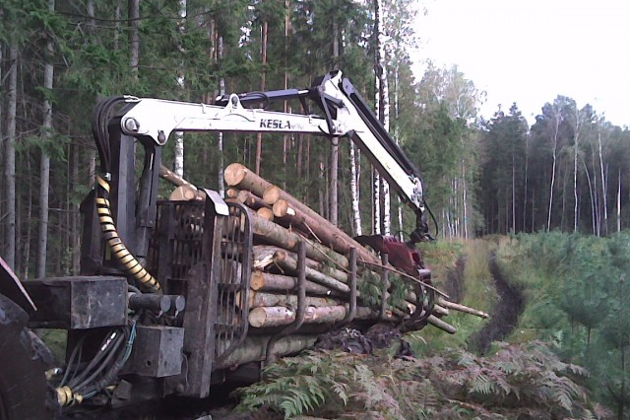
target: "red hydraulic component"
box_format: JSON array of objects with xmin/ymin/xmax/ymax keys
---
[{"xmin": 354, "ymin": 235, "xmax": 426, "ymax": 279}]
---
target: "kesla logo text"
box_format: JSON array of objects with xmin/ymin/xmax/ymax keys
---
[{"xmin": 260, "ymin": 119, "xmax": 291, "ymax": 129}]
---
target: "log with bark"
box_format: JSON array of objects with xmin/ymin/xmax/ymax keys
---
[
  {"xmin": 250, "ymin": 271, "xmax": 333, "ymax": 296},
  {"xmin": 248, "ymin": 209, "xmax": 350, "ymax": 268},
  {"xmin": 236, "ymin": 189, "xmax": 269, "ymax": 210},
  {"xmin": 238, "ymin": 291, "xmax": 341, "ymax": 309},
  {"xmin": 263, "ymin": 185, "xmax": 379, "ymax": 264},
  {"xmin": 248, "ymin": 305, "xmax": 386, "ymax": 328},
  {"xmin": 219, "ymin": 335, "xmax": 318, "ymax": 367},
  {"xmin": 222, "ymin": 163, "xmax": 485, "ymax": 338},
  {"xmin": 224, "ymin": 163, "xmax": 275, "ymax": 198}
]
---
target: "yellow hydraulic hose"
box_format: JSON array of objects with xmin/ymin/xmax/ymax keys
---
[{"xmin": 96, "ymin": 175, "xmax": 161, "ymax": 293}]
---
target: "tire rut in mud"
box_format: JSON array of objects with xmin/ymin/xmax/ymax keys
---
[{"xmin": 468, "ymin": 252, "xmax": 524, "ymax": 354}]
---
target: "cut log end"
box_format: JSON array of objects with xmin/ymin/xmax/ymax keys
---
[
  {"xmin": 263, "ymin": 185, "xmax": 282, "ymax": 205},
  {"xmin": 224, "ymin": 163, "xmax": 247, "ymax": 186},
  {"xmin": 257, "ymin": 207, "xmax": 275, "ymax": 222}
]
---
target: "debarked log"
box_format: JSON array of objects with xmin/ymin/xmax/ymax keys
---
[
  {"xmin": 237, "ymin": 291, "xmax": 342, "ymax": 309},
  {"xmin": 248, "ymin": 305, "xmax": 388, "ymax": 328},
  {"xmin": 437, "ymin": 298, "xmax": 489, "ymax": 319}
]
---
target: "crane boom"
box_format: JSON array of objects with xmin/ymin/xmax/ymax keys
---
[{"xmin": 113, "ymin": 70, "xmax": 431, "ymax": 242}]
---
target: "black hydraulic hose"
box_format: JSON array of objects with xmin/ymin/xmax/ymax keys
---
[
  {"xmin": 72, "ymin": 332, "xmax": 125, "ymax": 393},
  {"xmin": 59, "ymin": 334, "xmax": 89, "ymax": 387},
  {"xmin": 80, "ymin": 324, "xmax": 135, "ymax": 397},
  {"xmin": 67, "ymin": 330, "xmax": 124, "ymax": 389},
  {"xmin": 424, "ymin": 200, "xmax": 439, "ymax": 240},
  {"xmin": 56, "ymin": 329, "xmax": 125, "ymax": 407}
]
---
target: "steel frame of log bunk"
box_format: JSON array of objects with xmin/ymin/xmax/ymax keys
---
[{"xmin": 0, "ymin": 70, "xmax": 479, "ymax": 419}]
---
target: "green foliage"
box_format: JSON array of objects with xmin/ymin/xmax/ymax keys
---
[
  {"xmin": 235, "ymin": 341, "xmax": 599, "ymax": 420},
  {"xmin": 495, "ymin": 232, "xmax": 630, "ymax": 416},
  {"xmin": 414, "ymin": 240, "xmax": 498, "ymax": 353}
]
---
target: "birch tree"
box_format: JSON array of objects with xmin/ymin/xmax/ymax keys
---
[
  {"xmin": 547, "ymin": 104, "xmax": 561, "ymax": 232},
  {"xmin": 374, "ymin": 0, "xmax": 390, "ymax": 235},
  {"xmin": 37, "ymin": 0, "xmax": 55, "ymax": 278},
  {"xmin": 174, "ymin": 0, "xmax": 187, "ymax": 178},
  {"xmin": 5, "ymin": 39, "xmax": 18, "ymax": 269}
]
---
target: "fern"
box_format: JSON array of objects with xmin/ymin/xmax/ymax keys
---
[{"xmin": 235, "ymin": 342, "xmax": 599, "ymax": 420}]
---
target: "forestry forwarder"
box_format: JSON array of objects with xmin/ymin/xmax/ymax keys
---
[{"xmin": 0, "ymin": 70, "xmax": 445, "ymax": 419}]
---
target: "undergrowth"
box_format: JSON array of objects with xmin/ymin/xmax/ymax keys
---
[
  {"xmin": 234, "ymin": 341, "xmax": 608, "ymax": 419},
  {"xmin": 413, "ymin": 239, "xmax": 499, "ymax": 353}
]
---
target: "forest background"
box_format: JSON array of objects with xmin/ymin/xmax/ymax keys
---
[
  {"xmin": 1, "ymin": 0, "xmax": 629, "ymax": 278},
  {"xmin": 2, "ymin": 0, "xmax": 630, "ymax": 418}
]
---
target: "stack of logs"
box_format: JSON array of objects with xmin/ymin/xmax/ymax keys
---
[{"xmin": 218, "ymin": 163, "xmax": 488, "ymax": 335}]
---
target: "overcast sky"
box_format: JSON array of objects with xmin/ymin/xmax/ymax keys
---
[{"xmin": 413, "ymin": 0, "xmax": 630, "ymax": 127}]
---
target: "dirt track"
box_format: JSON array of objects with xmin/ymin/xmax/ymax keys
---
[{"xmin": 468, "ymin": 252, "xmax": 524, "ymax": 353}]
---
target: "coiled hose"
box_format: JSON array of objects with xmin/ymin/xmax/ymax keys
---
[{"xmin": 96, "ymin": 175, "xmax": 160, "ymax": 293}]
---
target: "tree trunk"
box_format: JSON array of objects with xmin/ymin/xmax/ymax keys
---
[
  {"xmin": 617, "ymin": 170, "xmax": 621, "ymax": 233},
  {"xmin": 113, "ymin": 2, "xmax": 121, "ymax": 51},
  {"xmin": 597, "ymin": 121, "xmax": 608, "ymax": 235},
  {"xmin": 217, "ymin": 35, "xmax": 225, "ymax": 196},
  {"xmin": 374, "ymin": 0, "xmax": 390, "ymax": 235},
  {"xmin": 37, "ymin": 0, "xmax": 55, "ymax": 278},
  {"xmin": 5, "ymin": 40, "xmax": 18, "ymax": 269},
  {"xmin": 573, "ymin": 107, "xmax": 581, "ymax": 232},
  {"xmin": 329, "ymin": 12, "xmax": 340, "ymax": 226},
  {"xmin": 463, "ymin": 161, "xmax": 469, "ymax": 238},
  {"xmin": 373, "ymin": 170, "xmax": 381, "ymax": 234},
  {"xmin": 71, "ymin": 144, "xmax": 80, "ymax": 274},
  {"xmin": 582, "ymin": 159, "xmax": 596, "ymax": 235},
  {"xmin": 271, "ymin": 250, "xmax": 350, "ymax": 293},
  {"xmin": 173, "ymin": 0, "xmax": 187, "ymax": 177},
  {"xmin": 235, "ymin": 189, "xmax": 269, "ymax": 210},
  {"xmin": 282, "ymin": 0, "xmax": 291, "ymax": 188},
  {"xmin": 128, "ymin": 0, "xmax": 140, "ymax": 80},
  {"xmin": 523, "ymin": 135, "xmax": 529, "ymax": 232},
  {"xmin": 255, "ymin": 20, "xmax": 268, "ymax": 175},
  {"xmin": 547, "ymin": 112, "xmax": 560, "ymax": 232},
  {"xmin": 395, "ymin": 77, "xmax": 404, "ymax": 239}
]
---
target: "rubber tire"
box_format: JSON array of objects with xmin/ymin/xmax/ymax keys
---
[{"xmin": 0, "ymin": 294, "xmax": 52, "ymax": 420}]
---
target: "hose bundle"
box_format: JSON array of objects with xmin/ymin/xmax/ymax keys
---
[{"xmin": 91, "ymin": 97, "xmax": 161, "ymax": 293}]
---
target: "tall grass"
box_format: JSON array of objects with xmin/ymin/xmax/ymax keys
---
[{"xmin": 412, "ymin": 239, "xmax": 498, "ymax": 354}]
